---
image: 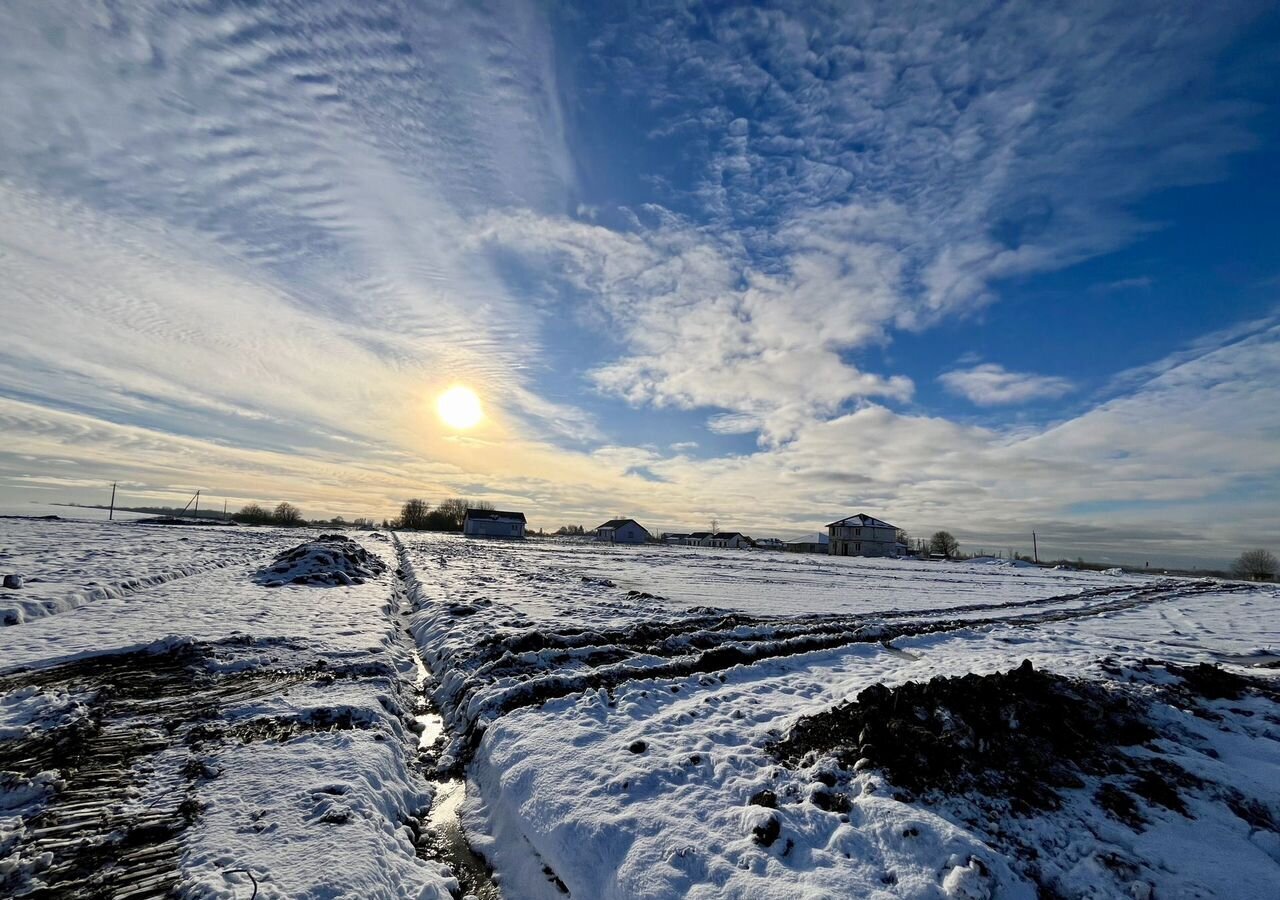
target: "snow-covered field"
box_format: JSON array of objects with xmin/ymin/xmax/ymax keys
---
[
  {"xmin": 0, "ymin": 517, "xmax": 297, "ymax": 625},
  {"xmin": 1, "ymin": 521, "xmax": 460, "ymax": 899},
  {"xmin": 2, "ymin": 523, "xmax": 1278, "ymax": 899},
  {"xmin": 400, "ymin": 534, "xmax": 1280, "ymax": 900}
]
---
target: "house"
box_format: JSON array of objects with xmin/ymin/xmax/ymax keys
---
[
  {"xmin": 595, "ymin": 518, "xmax": 651, "ymax": 544},
  {"xmin": 826, "ymin": 513, "xmax": 898, "ymax": 557},
  {"xmin": 463, "ymin": 508, "xmax": 526, "ymax": 539},
  {"xmin": 785, "ymin": 532, "xmax": 830, "ymax": 554},
  {"xmin": 685, "ymin": 531, "xmax": 713, "ymax": 546},
  {"xmin": 710, "ymin": 532, "xmax": 754, "ymax": 549},
  {"xmin": 755, "ymin": 537, "xmax": 785, "ymax": 551},
  {"xmin": 661, "ymin": 533, "xmax": 689, "ymax": 544}
]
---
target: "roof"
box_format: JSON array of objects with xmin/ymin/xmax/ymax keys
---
[
  {"xmin": 786, "ymin": 532, "xmax": 830, "ymax": 545},
  {"xmin": 596, "ymin": 518, "xmax": 648, "ymax": 531},
  {"xmin": 464, "ymin": 508, "xmax": 526, "ymax": 523},
  {"xmin": 825, "ymin": 513, "xmax": 897, "ymax": 530},
  {"xmin": 687, "ymin": 531, "xmax": 712, "ymax": 538},
  {"xmin": 713, "ymin": 532, "xmax": 749, "ymax": 539}
]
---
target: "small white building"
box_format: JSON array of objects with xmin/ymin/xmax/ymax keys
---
[
  {"xmin": 710, "ymin": 532, "xmax": 754, "ymax": 549},
  {"xmin": 595, "ymin": 518, "xmax": 651, "ymax": 544},
  {"xmin": 826, "ymin": 513, "xmax": 897, "ymax": 557},
  {"xmin": 463, "ymin": 508, "xmax": 526, "ymax": 539},
  {"xmin": 785, "ymin": 532, "xmax": 830, "ymax": 554},
  {"xmin": 754, "ymin": 537, "xmax": 785, "ymax": 551}
]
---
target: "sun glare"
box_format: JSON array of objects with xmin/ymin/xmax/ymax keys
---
[{"xmin": 437, "ymin": 385, "xmax": 484, "ymax": 430}]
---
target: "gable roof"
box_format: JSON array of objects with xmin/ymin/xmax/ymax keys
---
[
  {"xmin": 712, "ymin": 532, "xmax": 752, "ymax": 541},
  {"xmin": 687, "ymin": 531, "xmax": 712, "ymax": 538},
  {"xmin": 596, "ymin": 518, "xmax": 648, "ymax": 532},
  {"xmin": 464, "ymin": 508, "xmax": 526, "ymax": 523},
  {"xmin": 825, "ymin": 513, "xmax": 896, "ymax": 529}
]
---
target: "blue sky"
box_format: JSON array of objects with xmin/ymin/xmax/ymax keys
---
[{"xmin": 1, "ymin": 1, "xmax": 1278, "ymax": 567}]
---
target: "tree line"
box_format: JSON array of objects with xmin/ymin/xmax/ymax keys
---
[
  {"xmin": 233, "ymin": 501, "xmax": 305, "ymax": 526},
  {"xmin": 393, "ymin": 498, "xmax": 493, "ymax": 532}
]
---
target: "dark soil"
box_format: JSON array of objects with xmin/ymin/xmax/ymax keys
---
[
  {"xmin": 257, "ymin": 534, "xmax": 387, "ymax": 587},
  {"xmin": 0, "ymin": 642, "xmax": 401, "ymax": 899},
  {"xmin": 773, "ymin": 660, "xmax": 1161, "ymax": 813}
]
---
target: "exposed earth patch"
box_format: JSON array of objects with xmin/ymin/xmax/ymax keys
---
[{"xmin": 256, "ymin": 534, "xmax": 387, "ymax": 587}]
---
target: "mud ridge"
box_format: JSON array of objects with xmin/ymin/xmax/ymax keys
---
[{"xmin": 0, "ymin": 642, "xmax": 399, "ymax": 898}]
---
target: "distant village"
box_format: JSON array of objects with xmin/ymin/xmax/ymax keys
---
[{"xmin": 461, "ymin": 507, "xmax": 950, "ymax": 559}]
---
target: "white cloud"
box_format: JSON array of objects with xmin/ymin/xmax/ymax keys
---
[
  {"xmin": 939, "ymin": 364, "xmax": 1075, "ymax": 406},
  {"xmin": 0, "ymin": 1, "xmax": 1276, "ymax": 568}
]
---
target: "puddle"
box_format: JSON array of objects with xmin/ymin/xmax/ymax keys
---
[
  {"xmin": 408, "ymin": 646, "xmax": 503, "ymax": 898},
  {"xmin": 412, "ymin": 650, "xmax": 446, "ymax": 750},
  {"xmin": 420, "ymin": 778, "xmax": 502, "ymax": 900}
]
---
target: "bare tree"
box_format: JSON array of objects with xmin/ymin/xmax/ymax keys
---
[
  {"xmin": 397, "ymin": 498, "xmax": 432, "ymax": 530},
  {"xmin": 710, "ymin": 517, "xmax": 720, "ymax": 535},
  {"xmin": 273, "ymin": 501, "xmax": 303, "ymax": 526},
  {"xmin": 1232, "ymin": 549, "xmax": 1277, "ymax": 582},
  {"xmin": 233, "ymin": 503, "xmax": 271, "ymax": 525},
  {"xmin": 930, "ymin": 530, "xmax": 959, "ymax": 559}
]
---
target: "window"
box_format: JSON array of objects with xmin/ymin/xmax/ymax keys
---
[
  {"xmin": 854, "ymin": 527, "xmax": 861, "ymax": 536},
  {"xmin": 855, "ymin": 542, "xmax": 861, "ymax": 552}
]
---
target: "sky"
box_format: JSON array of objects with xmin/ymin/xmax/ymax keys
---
[{"xmin": 1, "ymin": 0, "xmax": 1278, "ymax": 568}]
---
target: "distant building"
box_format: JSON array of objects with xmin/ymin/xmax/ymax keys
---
[
  {"xmin": 710, "ymin": 532, "xmax": 754, "ymax": 549},
  {"xmin": 785, "ymin": 532, "xmax": 830, "ymax": 554},
  {"xmin": 463, "ymin": 508, "xmax": 526, "ymax": 539},
  {"xmin": 754, "ymin": 537, "xmax": 785, "ymax": 551},
  {"xmin": 685, "ymin": 531, "xmax": 713, "ymax": 546},
  {"xmin": 661, "ymin": 533, "xmax": 690, "ymax": 544},
  {"xmin": 826, "ymin": 513, "xmax": 898, "ymax": 557},
  {"xmin": 595, "ymin": 518, "xmax": 651, "ymax": 544}
]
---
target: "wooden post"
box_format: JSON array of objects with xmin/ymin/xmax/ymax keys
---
[
  {"xmin": 109, "ymin": 482, "xmax": 116, "ymax": 521},
  {"xmin": 193, "ymin": 490, "xmax": 200, "ymax": 518},
  {"xmin": 1032, "ymin": 531, "xmax": 1039, "ymax": 564}
]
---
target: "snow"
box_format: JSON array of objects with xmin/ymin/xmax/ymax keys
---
[
  {"xmin": 0, "ymin": 525, "xmax": 456, "ymax": 899},
  {"xmin": 0, "ymin": 517, "xmax": 297, "ymax": 625},
  {"xmin": 3, "ymin": 522, "xmax": 1277, "ymax": 899},
  {"xmin": 397, "ymin": 533, "xmax": 1280, "ymax": 899}
]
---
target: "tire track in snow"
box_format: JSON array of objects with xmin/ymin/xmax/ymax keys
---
[
  {"xmin": 397, "ymin": 539, "xmax": 1257, "ymax": 766},
  {"xmin": 0, "ymin": 643, "xmax": 392, "ymax": 899},
  {"xmin": 2, "ymin": 554, "xmax": 271, "ymax": 627}
]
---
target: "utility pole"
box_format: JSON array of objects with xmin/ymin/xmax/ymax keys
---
[
  {"xmin": 193, "ymin": 490, "xmax": 200, "ymax": 519},
  {"xmin": 109, "ymin": 482, "xmax": 116, "ymax": 521},
  {"xmin": 223, "ymin": 499, "xmax": 228, "ymax": 521},
  {"xmin": 1032, "ymin": 531, "xmax": 1039, "ymax": 564}
]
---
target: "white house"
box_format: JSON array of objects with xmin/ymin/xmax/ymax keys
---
[
  {"xmin": 595, "ymin": 518, "xmax": 651, "ymax": 544},
  {"xmin": 826, "ymin": 513, "xmax": 898, "ymax": 557},
  {"xmin": 785, "ymin": 532, "xmax": 830, "ymax": 554},
  {"xmin": 463, "ymin": 508, "xmax": 526, "ymax": 539},
  {"xmin": 710, "ymin": 531, "xmax": 754, "ymax": 549}
]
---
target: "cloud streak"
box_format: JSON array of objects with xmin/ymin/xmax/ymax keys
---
[
  {"xmin": 0, "ymin": 1, "xmax": 1275, "ymax": 567},
  {"xmin": 939, "ymin": 364, "xmax": 1074, "ymax": 406}
]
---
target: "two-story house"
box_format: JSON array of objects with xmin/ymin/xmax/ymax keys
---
[{"xmin": 826, "ymin": 513, "xmax": 898, "ymax": 557}]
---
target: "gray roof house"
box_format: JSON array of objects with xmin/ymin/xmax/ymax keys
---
[
  {"xmin": 826, "ymin": 513, "xmax": 898, "ymax": 557},
  {"xmin": 785, "ymin": 532, "xmax": 830, "ymax": 554},
  {"xmin": 595, "ymin": 518, "xmax": 651, "ymax": 544},
  {"xmin": 463, "ymin": 508, "xmax": 526, "ymax": 539}
]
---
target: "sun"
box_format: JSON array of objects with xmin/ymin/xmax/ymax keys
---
[{"xmin": 436, "ymin": 385, "xmax": 484, "ymax": 430}]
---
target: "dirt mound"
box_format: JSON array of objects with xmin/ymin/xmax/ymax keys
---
[
  {"xmin": 256, "ymin": 535, "xmax": 386, "ymax": 586},
  {"xmin": 773, "ymin": 660, "xmax": 1162, "ymax": 814}
]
